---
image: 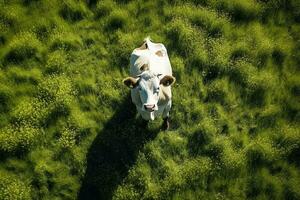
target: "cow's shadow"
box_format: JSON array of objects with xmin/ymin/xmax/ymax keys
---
[{"xmin": 78, "ymin": 94, "xmax": 159, "ymax": 200}]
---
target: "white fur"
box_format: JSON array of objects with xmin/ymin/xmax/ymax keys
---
[{"xmin": 129, "ymin": 38, "xmax": 173, "ymax": 121}]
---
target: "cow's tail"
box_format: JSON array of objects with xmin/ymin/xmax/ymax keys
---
[{"xmin": 144, "ymin": 36, "xmax": 151, "ymax": 43}]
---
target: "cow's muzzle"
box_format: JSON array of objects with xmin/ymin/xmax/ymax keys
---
[{"xmin": 144, "ymin": 104, "xmax": 155, "ymax": 112}]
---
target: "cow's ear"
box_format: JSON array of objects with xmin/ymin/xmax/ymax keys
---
[
  {"xmin": 160, "ymin": 75, "xmax": 176, "ymax": 86},
  {"xmin": 123, "ymin": 77, "xmax": 138, "ymax": 88}
]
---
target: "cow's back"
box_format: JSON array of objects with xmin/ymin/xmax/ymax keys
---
[{"xmin": 130, "ymin": 39, "xmax": 172, "ymax": 77}]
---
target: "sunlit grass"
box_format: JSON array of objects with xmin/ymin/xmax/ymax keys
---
[{"xmin": 0, "ymin": 0, "xmax": 299, "ymax": 199}]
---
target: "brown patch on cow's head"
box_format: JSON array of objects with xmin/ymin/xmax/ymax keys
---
[
  {"xmin": 123, "ymin": 77, "xmax": 139, "ymax": 88},
  {"xmin": 160, "ymin": 75, "xmax": 176, "ymax": 86}
]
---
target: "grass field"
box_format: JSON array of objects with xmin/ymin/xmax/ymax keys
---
[{"xmin": 0, "ymin": 0, "xmax": 300, "ymax": 199}]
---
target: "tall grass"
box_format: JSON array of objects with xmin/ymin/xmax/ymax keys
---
[
  {"xmin": 3, "ymin": 32, "xmax": 44, "ymax": 64},
  {"xmin": 0, "ymin": 0, "xmax": 299, "ymax": 199}
]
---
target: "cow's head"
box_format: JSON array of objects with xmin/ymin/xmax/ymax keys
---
[{"xmin": 123, "ymin": 71, "xmax": 175, "ymax": 112}]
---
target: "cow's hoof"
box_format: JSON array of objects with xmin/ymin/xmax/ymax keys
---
[{"xmin": 162, "ymin": 118, "xmax": 169, "ymax": 130}]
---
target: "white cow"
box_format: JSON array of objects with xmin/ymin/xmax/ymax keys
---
[{"xmin": 123, "ymin": 38, "xmax": 176, "ymax": 130}]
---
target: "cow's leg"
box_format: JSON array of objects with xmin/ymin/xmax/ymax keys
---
[
  {"xmin": 162, "ymin": 117, "xmax": 169, "ymax": 130},
  {"xmin": 162, "ymin": 101, "xmax": 172, "ymax": 130}
]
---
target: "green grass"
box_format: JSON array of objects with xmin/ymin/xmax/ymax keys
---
[
  {"xmin": 3, "ymin": 32, "xmax": 45, "ymax": 64},
  {"xmin": 0, "ymin": 0, "xmax": 299, "ymax": 199},
  {"xmin": 0, "ymin": 170, "xmax": 31, "ymax": 200}
]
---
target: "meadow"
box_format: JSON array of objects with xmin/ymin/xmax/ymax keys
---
[{"xmin": 0, "ymin": 0, "xmax": 299, "ymax": 199}]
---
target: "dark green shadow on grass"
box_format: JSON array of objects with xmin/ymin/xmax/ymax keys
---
[{"xmin": 78, "ymin": 94, "xmax": 159, "ymax": 200}]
